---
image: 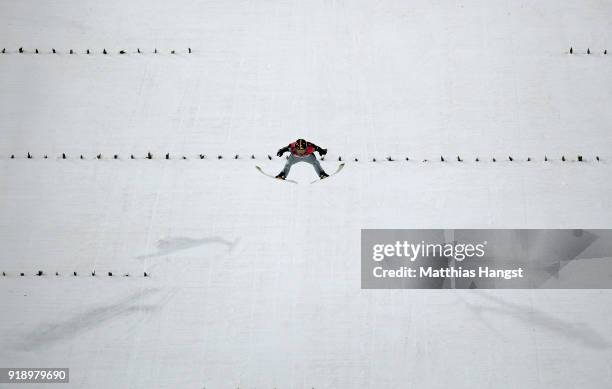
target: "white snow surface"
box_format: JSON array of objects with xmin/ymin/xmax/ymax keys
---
[{"xmin": 1, "ymin": 1, "xmax": 612, "ymax": 388}]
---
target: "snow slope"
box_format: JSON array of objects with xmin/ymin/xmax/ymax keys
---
[{"xmin": 1, "ymin": 1, "xmax": 612, "ymax": 388}]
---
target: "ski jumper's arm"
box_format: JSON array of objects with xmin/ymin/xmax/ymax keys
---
[
  {"xmin": 277, "ymin": 144, "xmax": 291, "ymax": 157},
  {"xmin": 307, "ymin": 141, "xmax": 327, "ymax": 156}
]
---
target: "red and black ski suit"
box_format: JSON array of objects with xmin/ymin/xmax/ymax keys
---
[
  {"xmin": 276, "ymin": 140, "xmax": 328, "ymax": 178},
  {"xmin": 277, "ymin": 141, "xmax": 326, "ymax": 158}
]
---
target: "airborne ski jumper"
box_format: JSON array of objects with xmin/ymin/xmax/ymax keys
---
[{"xmin": 275, "ymin": 139, "xmax": 329, "ymax": 180}]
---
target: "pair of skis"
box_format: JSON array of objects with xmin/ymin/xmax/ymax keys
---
[{"xmin": 256, "ymin": 163, "xmax": 345, "ymax": 184}]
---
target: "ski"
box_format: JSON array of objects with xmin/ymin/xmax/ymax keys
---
[
  {"xmin": 310, "ymin": 163, "xmax": 345, "ymax": 184},
  {"xmin": 255, "ymin": 166, "xmax": 298, "ymax": 184}
]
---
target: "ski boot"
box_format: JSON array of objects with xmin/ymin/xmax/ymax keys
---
[
  {"xmin": 319, "ymin": 171, "xmax": 329, "ymax": 179},
  {"xmin": 275, "ymin": 172, "xmax": 286, "ymax": 180}
]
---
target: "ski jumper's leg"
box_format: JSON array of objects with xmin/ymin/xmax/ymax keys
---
[
  {"xmin": 306, "ymin": 154, "xmax": 326, "ymax": 175},
  {"xmin": 280, "ymin": 154, "xmax": 297, "ymax": 176}
]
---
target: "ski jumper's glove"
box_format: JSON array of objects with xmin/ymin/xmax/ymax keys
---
[
  {"xmin": 315, "ymin": 146, "xmax": 327, "ymax": 156},
  {"xmin": 277, "ymin": 145, "xmax": 290, "ymax": 157}
]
